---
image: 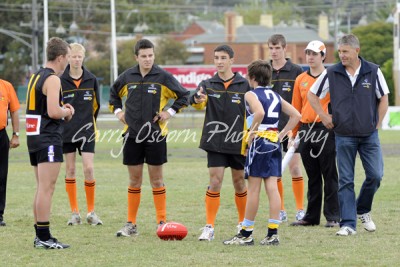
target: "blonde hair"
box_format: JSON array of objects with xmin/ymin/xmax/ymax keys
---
[{"xmin": 70, "ymin": 43, "xmax": 86, "ymax": 55}]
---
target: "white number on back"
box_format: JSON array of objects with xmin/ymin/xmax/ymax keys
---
[{"xmin": 264, "ymin": 90, "xmax": 279, "ymax": 118}]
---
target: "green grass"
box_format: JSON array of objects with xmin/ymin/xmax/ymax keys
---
[{"xmin": 1, "ymin": 118, "xmax": 400, "ymax": 266}]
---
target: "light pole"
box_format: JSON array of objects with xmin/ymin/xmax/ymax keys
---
[{"xmin": 31, "ymin": 0, "xmax": 39, "ymax": 72}]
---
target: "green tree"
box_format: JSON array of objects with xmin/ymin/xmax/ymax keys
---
[
  {"xmin": 381, "ymin": 59, "xmax": 395, "ymax": 106},
  {"xmin": 352, "ymin": 22, "xmax": 392, "ymax": 67},
  {"xmin": 155, "ymin": 37, "xmax": 189, "ymax": 65}
]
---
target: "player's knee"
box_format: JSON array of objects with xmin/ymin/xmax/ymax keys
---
[
  {"xmin": 83, "ymin": 166, "xmax": 94, "ymax": 180},
  {"xmin": 209, "ymin": 178, "xmax": 223, "ymax": 191},
  {"xmin": 66, "ymin": 167, "xmax": 76, "ymax": 178}
]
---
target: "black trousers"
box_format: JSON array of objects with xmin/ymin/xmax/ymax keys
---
[
  {"xmin": 298, "ymin": 123, "xmax": 340, "ymax": 224},
  {"xmin": 0, "ymin": 128, "xmax": 9, "ymax": 220}
]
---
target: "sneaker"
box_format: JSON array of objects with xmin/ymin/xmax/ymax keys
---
[
  {"xmin": 357, "ymin": 213, "xmax": 376, "ymax": 232},
  {"xmin": 86, "ymin": 211, "xmax": 103, "ymax": 225},
  {"xmin": 33, "ymin": 237, "xmax": 43, "ymax": 248},
  {"xmin": 236, "ymin": 222, "xmax": 243, "ymax": 234},
  {"xmin": 336, "ymin": 226, "xmax": 357, "ymax": 236},
  {"xmin": 116, "ymin": 222, "xmax": 138, "ymax": 237},
  {"xmin": 295, "ymin": 210, "xmax": 305, "ymax": 221},
  {"xmin": 34, "ymin": 237, "xmax": 70, "ymax": 249},
  {"xmin": 67, "ymin": 212, "xmax": 82, "ymax": 226},
  {"xmin": 223, "ymin": 233, "xmax": 254, "ymax": 246},
  {"xmin": 260, "ymin": 234, "xmax": 280, "ymax": 246},
  {"xmin": 198, "ymin": 224, "xmax": 214, "ymax": 241},
  {"xmin": 279, "ymin": 210, "xmax": 287, "ymax": 222}
]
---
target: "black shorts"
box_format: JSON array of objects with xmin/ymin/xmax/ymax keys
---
[
  {"xmin": 123, "ymin": 136, "xmax": 167, "ymax": 166},
  {"xmin": 29, "ymin": 145, "xmax": 63, "ymax": 166},
  {"xmin": 63, "ymin": 141, "xmax": 95, "ymax": 155},
  {"xmin": 207, "ymin": 151, "xmax": 245, "ymax": 170}
]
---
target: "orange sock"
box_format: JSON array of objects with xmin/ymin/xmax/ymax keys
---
[
  {"xmin": 235, "ymin": 190, "xmax": 247, "ymax": 223},
  {"xmin": 152, "ymin": 186, "xmax": 166, "ymax": 224},
  {"xmin": 127, "ymin": 187, "xmax": 141, "ymax": 224},
  {"xmin": 205, "ymin": 190, "xmax": 220, "ymax": 227},
  {"xmin": 84, "ymin": 179, "xmax": 96, "ymax": 213},
  {"xmin": 65, "ymin": 178, "xmax": 79, "ymax": 213},
  {"xmin": 292, "ymin": 177, "xmax": 304, "ymax": 210},
  {"xmin": 277, "ymin": 178, "xmax": 285, "ymax": 210}
]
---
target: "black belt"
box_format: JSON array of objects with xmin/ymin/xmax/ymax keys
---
[{"xmin": 301, "ymin": 122, "xmax": 325, "ymax": 128}]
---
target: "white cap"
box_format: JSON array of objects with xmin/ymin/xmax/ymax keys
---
[{"xmin": 305, "ymin": 40, "xmax": 326, "ymax": 55}]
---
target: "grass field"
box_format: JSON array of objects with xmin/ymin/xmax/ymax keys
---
[{"xmin": 1, "ymin": 115, "xmax": 400, "ymax": 266}]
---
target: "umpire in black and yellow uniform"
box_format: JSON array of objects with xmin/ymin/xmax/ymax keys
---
[{"xmin": 109, "ymin": 39, "xmax": 189, "ymax": 236}]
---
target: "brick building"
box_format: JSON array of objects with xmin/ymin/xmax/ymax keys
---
[{"xmin": 179, "ymin": 12, "xmax": 335, "ymax": 65}]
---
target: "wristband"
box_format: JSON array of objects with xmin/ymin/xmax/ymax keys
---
[
  {"xmin": 114, "ymin": 108, "xmax": 122, "ymax": 115},
  {"xmin": 167, "ymin": 108, "xmax": 176, "ymax": 117}
]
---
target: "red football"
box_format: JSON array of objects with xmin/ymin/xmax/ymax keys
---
[{"xmin": 157, "ymin": 222, "xmax": 188, "ymax": 241}]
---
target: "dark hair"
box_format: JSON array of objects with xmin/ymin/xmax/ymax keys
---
[
  {"xmin": 214, "ymin": 44, "xmax": 234, "ymax": 58},
  {"xmin": 46, "ymin": 37, "xmax": 70, "ymax": 61},
  {"xmin": 134, "ymin": 39, "xmax": 154, "ymax": 56},
  {"xmin": 267, "ymin": 34, "xmax": 286, "ymax": 48},
  {"xmin": 247, "ymin": 60, "xmax": 272, "ymax": 87}
]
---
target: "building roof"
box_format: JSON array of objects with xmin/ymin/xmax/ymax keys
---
[
  {"xmin": 195, "ymin": 20, "xmax": 224, "ymax": 33},
  {"xmin": 184, "ymin": 24, "xmax": 334, "ymax": 45}
]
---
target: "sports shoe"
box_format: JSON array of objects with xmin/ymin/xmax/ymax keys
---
[
  {"xmin": 236, "ymin": 222, "xmax": 243, "ymax": 234},
  {"xmin": 295, "ymin": 210, "xmax": 305, "ymax": 221},
  {"xmin": 67, "ymin": 212, "xmax": 82, "ymax": 226},
  {"xmin": 198, "ymin": 224, "xmax": 214, "ymax": 241},
  {"xmin": 223, "ymin": 233, "xmax": 254, "ymax": 246},
  {"xmin": 116, "ymin": 222, "xmax": 138, "ymax": 237},
  {"xmin": 34, "ymin": 237, "xmax": 70, "ymax": 249},
  {"xmin": 260, "ymin": 234, "xmax": 280, "ymax": 246},
  {"xmin": 86, "ymin": 211, "xmax": 103, "ymax": 225},
  {"xmin": 279, "ymin": 210, "xmax": 287, "ymax": 222},
  {"xmin": 357, "ymin": 213, "xmax": 376, "ymax": 232},
  {"xmin": 336, "ymin": 226, "xmax": 357, "ymax": 236},
  {"xmin": 34, "ymin": 237, "xmax": 43, "ymax": 248}
]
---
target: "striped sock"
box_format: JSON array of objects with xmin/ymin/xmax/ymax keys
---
[
  {"xmin": 127, "ymin": 187, "xmax": 141, "ymax": 224},
  {"xmin": 153, "ymin": 186, "xmax": 166, "ymax": 224},
  {"xmin": 205, "ymin": 190, "xmax": 220, "ymax": 227},
  {"xmin": 37, "ymin": 221, "xmax": 50, "ymax": 241},
  {"xmin": 292, "ymin": 177, "xmax": 304, "ymax": 210},
  {"xmin": 235, "ymin": 190, "xmax": 247, "ymax": 223},
  {"xmin": 85, "ymin": 179, "xmax": 96, "ymax": 213},
  {"xmin": 241, "ymin": 218, "xmax": 255, "ymax": 237},
  {"xmin": 65, "ymin": 178, "xmax": 79, "ymax": 213},
  {"xmin": 267, "ymin": 219, "xmax": 281, "ymax": 237}
]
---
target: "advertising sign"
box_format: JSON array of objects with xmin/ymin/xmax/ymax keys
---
[
  {"xmin": 163, "ymin": 65, "xmax": 248, "ymax": 90},
  {"xmin": 382, "ymin": 106, "xmax": 400, "ymax": 130}
]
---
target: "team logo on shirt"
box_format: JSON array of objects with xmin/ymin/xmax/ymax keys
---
[
  {"xmin": 301, "ymin": 81, "xmax": 308, "ymax": 88},
  {"xmin": 362, "ymin": 79, "xmax": 371, "ymax": 89},
  {"xmin": 83, "ymin": 91, "xmax": 93, "ymax": 101},
  {"xmin": 128, "ymin": 85, "xmax": 137, "ymax": 90},
  {"xmin": 64, "ymin": 93, "xmax": 74, "ymax": 99},
  {"xmin": 231, "ymin": 94, "xmax": 242, "ymax": 104},
  {"xmin": 208, "ymin": 93, "xmax": 221, "ymax": 98},
  {"xmin": 147, "ymin": 84, "xmax": 157, "ymax": 94},
  {"xmin": 282, "ymin": 82, "xmax": 292, "ymax": 92}
]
